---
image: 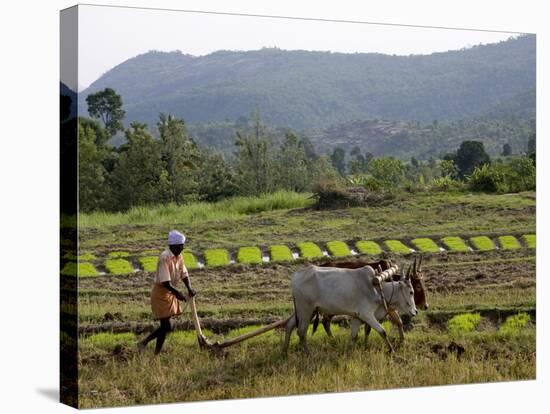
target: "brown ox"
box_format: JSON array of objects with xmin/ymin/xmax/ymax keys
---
[{"xmin": 314, "ymin": 256, "xmax": 428, "ymax": 342}]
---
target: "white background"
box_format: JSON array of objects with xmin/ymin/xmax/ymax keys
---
[{"xmin": 0, "ymin": 0, "xmax": 546, "ymax": 413}]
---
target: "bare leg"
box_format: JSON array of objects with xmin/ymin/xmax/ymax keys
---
[{"xmin": 154, "ymin": 318, "xmax": 172, "ymax": 355}]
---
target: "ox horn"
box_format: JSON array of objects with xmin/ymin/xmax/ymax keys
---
[
  {"xmin": 418, "ymin": 255, "xmax": 423, "ymax": 271},
  {"xmin": 413, "ymin": 256, "xmax": 417, "ymax": 273},
  {"xmin": 406, "ymin": 264, "xmax": 412, "ymax": 278}
]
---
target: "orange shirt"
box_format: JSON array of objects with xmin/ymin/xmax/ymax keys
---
[{"xmin": 154, "ymin": 249, "xmax": 189, "ymax": 285}]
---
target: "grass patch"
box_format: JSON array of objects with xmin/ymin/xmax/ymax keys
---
[
  {"xmin": 61, "ymin": 262, "xmax": 99, "ymax": 277},
  {"xmin": 326, "ymin": 241, "xmax": 352, "ymax": 257},
  {"xmin": 448, "ymin": 313, "xmax": 481, "ymax": 336},
  {"xmin": 82, "ymin": 332, "xmax": 137, "ymax": 350},
  {"xmin": 237, "ymin": 246, "xmax": 262, "ymax": 265},
  {"xmin": 107, "ymin": 251, "xmax": 130, "ymax": 258},
  {"xmin": 183, "ymin": 251, "xmax": 199, "ymax": 269},
  {"xmin": 355, "ymin": 240, "xmax": 382, "ymax": 255},
  {"xmin": 384, "ymin": 239, "xmax": 411, "ymax": 254},
  {"xmin": 204, "ymin": 249, "xmax": 230, "ymax": 267},
  {"xmin": 63, "ymin": 252, "xmax": 96, "ymax": 261},
  {"xmin": 522, "ymin": 234, "xmax": 536, "ymax": 249},
  {"xmin": 138, "ymin": 256, "xmax": 158, "ymax": 272},
  {"xmin": 78, "ymin": 190, "xmax": 314, "ymax": 228},
  {"xmin": 498, "ymin": 235, "xmax": 521, "ymax": 250},
  {"xmin": 411, "ymin": 238, "xmax": 440, "ymax": 253},
  {"xmin": 469, "ymin": 236, "xmax": 496, "ymax": 251},
  {"xmin": 104, "ymin": 258, "xmax": 134, "ymax": 275},
  {"xmin": 499, "ymin": 313, "xmax": 531, "ymax": 335},
  {"xmin": 269, "ymin": 245, "xmax": 294, "ymax": 262},
  {"xmin": 296, "ymin": 242, "xmax": 324, "ymax": 259},
  {"xmin": 441, "ymin": 236, "xmax": 470, "ymax": 252}
]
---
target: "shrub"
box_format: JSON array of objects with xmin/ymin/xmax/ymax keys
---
[
  {"xmin": 498, "ymin": 313, "xmax": 531, "ymax": 335},
  {"xmin": 522, "ymin": 234, "xmax": 536, "ymax": 249},
  {"xmin": 237, "ymin": 246, "xmax": 262, "ymax": 264},
  {"xmin": 105, "ymin": 258, "xmax": 134, "ymax": 274},
  {"xmin": 469, "ymin": 236, "xmax": 495, "ymax": 251},
  {"xmin": 441, "ymin": 236, "xmax": 470, "ymax": 252},
  {"xmin": 384, "ymin": 240, "xmax": 411, "ymax": 254},
  {"xmin": 269, "ymin": 245, "xmax": 294, "ymax": 262},
  {"xmin": 296, "ymin": 242, "xmax": 324, "ymax": 259},
  {"xmin": 506, "ymin": 157, "xmax": 535, "ymax": 192},
  {"xmin": 498, "ymin": 235, "xmax": 521, "ymax": 250},
  {"xmin": 411, "ymin": 238, "xmax": 440, "ymax": 253},
  {"xmin": 139, "ymin": 256, "xmax": 158, "ymax": 272},
  {"xmin": 204, "ymin": 249, "xmax": 230, "ymax": 267},
  {"xmin": 468, "ymin": 163, "xmax": 508, "ymax": 193},
  {"xmin": 326, "ymin": 241, "xmax": 352, "ymax": 257},
  {"xmin": 430, "ymin": 176, "xmax": 465, "ymax": 192},
  {"xmin": 448, "ymin": 313, "xmax": 481, "ymax": 336},
  {"xmin": 61, "ymin": 262, "xmax": 99, "ymax": 277},
  {"xmin": 355, "ymin": 240, "xmax": 382, "ymax": 255}
]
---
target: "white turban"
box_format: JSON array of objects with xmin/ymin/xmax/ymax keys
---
[{"xmin": 168, "ymin": 230, "xmax": 186, "ymax": 245}]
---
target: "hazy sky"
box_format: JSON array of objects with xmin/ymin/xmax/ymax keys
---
[{"xmin": 77, "ymin": 4, "xmax": 519, "ymax": 90}]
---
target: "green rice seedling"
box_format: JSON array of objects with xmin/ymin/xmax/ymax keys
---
[
  {"xmin": 498, "ymin": 235, "xmax": 521, "ymax": 250},
  {"xmin": 499, "ymin": 313, "xmax": 531, "ymax": 335},
  {"xmin": 296, "ymin": 242, "xmax": 323, "ymax": 259},
  {"xmin": 237, "ymin": 246, "xmax": 263, "ymax": 264},
  {"xmin": 411, "ymin": 238, "xmax": 440, "ymax": 253},
  {"xmin": 522, "ymin": 234, "xmax": 536, "ymax": 249},
  {"xmin": 139, "ymin": 256, "xmax": 158, "ymax": 272},
  {"xmin": 139, "ymin": 249, "xmax": 161, "ymax": 256},
  {"xmin": 61, "ymin": 262, "xmax": 99, "ymax": 277},
  {"xmin": 448, "ymin": 313, "xmax": 481, "ymax": 336},
  {"xmin": 469, "ymin": 236, "xmax": 495, "ymax": 251},
  {"xmin": 269, "ymin": 245, "xmax": 294, "ymax": 262},
  {"xmin": 63, "ymin": 252, "xmax": 96, "ymax": 261},
  {"xmin": 183, "ymin": 251, "xmax": 199, "ymax": 269},
  {"xmin": 107, "ymin": 251, "xmax": 130, "ymax": 258},
  {"xmin": 204, "ymin": 249, "xmax": 230, "ymax": 267},
  {"xmin": 104, "ymin": 258, "xmax": 134, "ymax": 275},
  {"xmin": 326, "ymin": 241, "xmax": 352, "ymax": 257},
  {"xmin": 384, "ymin": 240, "xmax": 412, "ymax": 254},
  {"xmin": 355, "ymin": 240, "xmax": 382, "ymax": 255},
  {"xmin": 441, "ymin": 236, "xmax": 470, "ymax": 252}
]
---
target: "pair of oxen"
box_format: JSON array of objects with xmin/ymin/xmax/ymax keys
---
[{"xmin": 282, "ymin": 256, "xmax": 428, "ymax": 354}]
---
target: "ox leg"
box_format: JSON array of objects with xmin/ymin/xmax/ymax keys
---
[
  {"xmin": 388, "ymin": 310, "xmax": 405, "ymax": 343},
  {"xmin": 296, "ymin": 309, "xmax": 313, "ymax": 354},
  {"xmin": 364, "ymin": 324, "xmax": 372, "ymax": 347},
  {"xmin": 282, "ymin": 313, "xmax": 296, "ymax": 355},
  {"xmin": 361, "ymin": 314, "xmax": 394, "ymax": 353},
  {"xmin": 322, "ymin": 315, "xmax": 333, "ymax": 337},
  {"xmin": 350, "ymin": 318, "xmax": 362, "ymax": 343}
]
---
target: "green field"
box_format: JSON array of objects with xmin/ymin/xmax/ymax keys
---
[{"xmin": 75, "ymin": 191, "xmax": 536, "ymax": 407}]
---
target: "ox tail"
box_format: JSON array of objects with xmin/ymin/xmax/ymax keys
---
[
  {"xmin": 312, "ymin": 311, "xmax": 320, "ymax": 336},
  {"xmin": 293, "ymin": 295, "xmax": 299, "ymax": 328}
]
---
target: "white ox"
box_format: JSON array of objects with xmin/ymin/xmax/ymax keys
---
[{"xmin": 283, "ymin": 264, "xmax": 417, "ymax": 354}]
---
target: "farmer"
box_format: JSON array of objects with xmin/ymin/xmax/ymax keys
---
[{"xmin": 138, "ymin": 230, "xmax": 197, "ymax": 354}]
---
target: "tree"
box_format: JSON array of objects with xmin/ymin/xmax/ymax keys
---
[
  {"xmin": 454, "ymin": 140, "xmax": 490, "ymax": 178},
  {"xmin": 78, "ymin": 118, "xmax": 109, "ymax": 212},
  {"xmin": 275, "ymin": 132, "xmax": 310, "ymax": 192},
  {"xmin": 368, "ymin": 157, "xmax": 405, "ymax": 188},
  {"xmin": 109, "ymin": 123, "xmax": 170, "ymax": 210},
  {"xmin": 502, "ymin": 143, "xmax": 512, "ymax": 156},
  {"xmin": 157, "ymin": 113, "xmax": 200, "ymax": 204},
  {"xmin": 330, "ymin": 147, "xmax": 346, "ymax": 175},
  {"xmin": 86, "ymin": 88, "xmax": 126, "ymax": 136},
  {"xmin": 234, "ymin": 111, "xmax": 275, "ymax": 195},
  {"xmin": 197, "ymin": 150, "xmax": 237, "ymax": 202}
]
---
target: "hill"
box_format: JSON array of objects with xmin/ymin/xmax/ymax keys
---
[{"xmin": 80, "ymin": 35, "xmax": 535, "ymax": 131}]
